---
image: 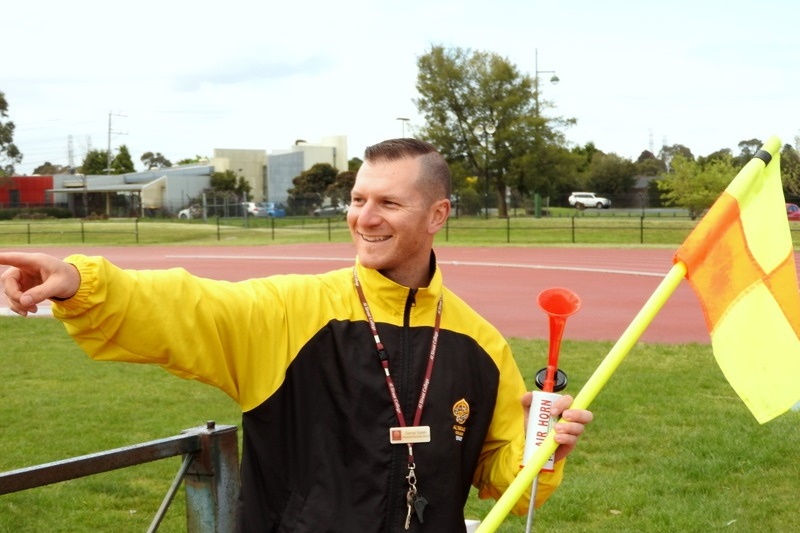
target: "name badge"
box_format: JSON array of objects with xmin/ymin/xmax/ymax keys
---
[{"xmin": 390, "ymin": 426, "xmax": 431, "ymax": 444}]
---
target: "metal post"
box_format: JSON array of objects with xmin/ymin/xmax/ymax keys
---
[
  {"xmin": 483, "ymin": 132, "xmax": 490, "ymax": 220},
  {"xmin": 183, "ymin": 421, "xmax": 240, "ymax": 533}
]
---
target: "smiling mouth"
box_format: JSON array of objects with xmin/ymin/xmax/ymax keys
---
[{"xmin": 359, "ymin": 233, "xmax": 391, "ymax": 243}]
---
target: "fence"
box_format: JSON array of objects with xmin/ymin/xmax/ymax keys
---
[
  {"xmin": 2, "ymin": 214, "xmax": 800, "ymax": 247},
  {"xmin": 0, "ymin": 421, "xmax": 239, "ymax": 532}
]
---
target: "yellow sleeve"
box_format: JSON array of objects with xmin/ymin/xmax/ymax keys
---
[
  {"xmin": 51, "ymin": 254, "xmax": 294, "ymax": 409},
  {"xmin": 471, "ymin": 340, "xmax": 565, "ymax": 514}
]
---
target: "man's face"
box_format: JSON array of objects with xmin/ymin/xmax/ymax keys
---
[{"xmin": 348, "ymin": 156, "xmax": 447, "ymax": 287}]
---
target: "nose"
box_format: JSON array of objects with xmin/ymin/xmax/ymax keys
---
[{"xmin": 352, "ymin": 200, "xmax": 382, "ymax": 227}]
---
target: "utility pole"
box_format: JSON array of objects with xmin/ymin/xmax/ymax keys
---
[{"xmin": 106, "ymin": 111, "xmax": 127, "ymax": 174}]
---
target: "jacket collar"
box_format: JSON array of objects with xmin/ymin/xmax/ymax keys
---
[{"xmin": 354, "ymin": 252, "xmax": 443, "ymax": 318}]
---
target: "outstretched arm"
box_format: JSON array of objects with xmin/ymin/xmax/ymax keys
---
[{"xmin": 0, "ymin": 252, "xmax": 80, "ymax": 316}]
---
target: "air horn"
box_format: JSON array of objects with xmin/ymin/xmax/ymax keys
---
[
  {"xmin": 524, "ymin": 287, "xmax": 581, "ymax": 532},
  {"xmin": 535, "ymin": 287, "xmax": 581, "ymax": 393}
]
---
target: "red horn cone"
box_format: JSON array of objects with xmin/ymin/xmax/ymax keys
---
[{"xmin": 537, "ymin": 288, "xmax": 581, "ymax": 392}]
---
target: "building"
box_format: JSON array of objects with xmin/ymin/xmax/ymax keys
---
[
  {"xmin": 211, "ymin": 149, "xmax": 268, "ymax": 201},
  {"xmin": 0, "ymin": 176, "xmax": 54, "ymax": 207},
  {"xmin": 266, "ymin": 136, "xmax": 348, "ymax": 204},
  {"xmin": 46, "ymin": 165, "xmax": 214, "ymax": 217},
  {"xmin": 3, "ymin": 135, "xmax": 350, "ymax": 216}
]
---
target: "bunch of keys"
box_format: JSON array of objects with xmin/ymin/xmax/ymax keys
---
[{"xmin": 404, "ymin": 464, "xmax": 428, "ymax": 530}]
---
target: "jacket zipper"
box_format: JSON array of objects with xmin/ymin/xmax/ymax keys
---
[{"xmin": 386, "ymin": 288, "xmax": 418, "ymax": 532}]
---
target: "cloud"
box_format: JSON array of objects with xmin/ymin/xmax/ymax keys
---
[{"xmin": 173, "ymin": 55, "xmax": 332, "ymax": 92}]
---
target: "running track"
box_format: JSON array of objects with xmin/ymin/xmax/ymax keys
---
[{"xmin": 0, "ymin": 244, "xmax": 728, "ymax": 344}]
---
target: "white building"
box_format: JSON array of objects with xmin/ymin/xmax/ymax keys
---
[{"xmin": 267, "ymin": 136, "xmax": 348, "ymax": 204}]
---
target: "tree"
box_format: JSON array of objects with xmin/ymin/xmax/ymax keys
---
[
  {"xmin": 734, "ymin": 138, "xmax": 763, "ymax": 167},
  {"xmin": 141, "ymin": 151, "xmax": 172, "ymax": 169},
  {"xmin": 659, "ymin": 144, "xmax": 694, "ymax": 170},
  {"xmin": 326, "ymin": 170, "xmax": 356, "ymax": 208},
  {"xmin": 780, "ymin": 143, "xmax": 800, "ymax": 196},
  {"xmin": 634, "ymin": 150, "xmax": 666, "ymax": 176},
  {"xmin": 287, "ymin": 163, "xmax": 338, "ymax": 214},
  {"xmin": 0, "ymin": 91, "xmax": 23, "ymax": 175},
  {"xmin": 207, "ymin": 169, "xmax": 251, "ymax": 206},
  {"xmin": 210, "ymin": 169, "xmax": 252, "ymax": 199},
  {"xmin": 586, "ymin": 153, "xmax": 637, "ymax": 196},
  {"xmin": 414, "ymin": 45, "xmax": 576, "ymax": 217},
  {"xmin": 111, "ymin": 144, "xmax": 136, "ymax": 174},
  {"xmin": 33, "ymin": 162, "xmax": 71, "ymax": 175},
  {"xmin": 175, "ymin": 155, "xmax": 206, "ymax": 165},
  {"xmin": 80, "ymin": 149, "xmax": 111, "ymax": 174},
  {"xmin": 657, "ymin": 154, "xmax": 737, "ymax": 219}
]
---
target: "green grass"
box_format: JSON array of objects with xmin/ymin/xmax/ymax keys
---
[
  {"xmin": 2, "ymin": 319, "xmax": 798, "ymax": 532},
  {"xmin": 4, "ymin": 215, "xmax": 800, "ymax": 248}
]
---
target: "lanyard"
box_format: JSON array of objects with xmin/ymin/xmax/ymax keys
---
[
  {"xmin": 353, "ymin": 268, "xmax": 443, "ymax": 438},
  {"xmin": 353, "ymin": 268, "xmax": 441, "ymax": 528}
]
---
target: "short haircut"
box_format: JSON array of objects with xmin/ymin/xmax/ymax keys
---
[{"xmin": 363, "ymin": 138, "xmax": 451, "ymax": 201}]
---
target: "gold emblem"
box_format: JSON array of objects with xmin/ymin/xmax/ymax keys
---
[{"xmin": 453, "ymin": 398, "xmax": 470, "ymax": 425}]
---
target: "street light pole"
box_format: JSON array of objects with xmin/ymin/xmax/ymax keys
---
[
  {"xmin": 533, "ymin": 48, "xmax": 559, "ymax": 121},
  {"xmin": 531, "ymin": 49, "xmax": 559, "ymax": 218},
  {"xmin": 473, "ymin": 123, "xmax": 496, "ymax": 219},
  {"xmin": 396, "ymin": 117, "xmax": 410, "ymax": 138}
]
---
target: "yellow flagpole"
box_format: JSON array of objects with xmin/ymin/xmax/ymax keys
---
[{"xmin": 477, "ymin": 261, "xmax": 688, "ymax": 532}]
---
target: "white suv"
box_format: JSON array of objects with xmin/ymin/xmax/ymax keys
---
[{"xmin": 568, "ymin": 192, "xmax": 611, "ymax": 209}]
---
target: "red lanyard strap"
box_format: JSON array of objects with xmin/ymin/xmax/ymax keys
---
[{"xmin": 353, "ymin": 268, "xmax": 442, "ymax": 430}]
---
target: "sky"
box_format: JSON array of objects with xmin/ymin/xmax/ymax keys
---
[{"xmin": 5, "ymin": 0, "xmax": 799, "ymax": 175}]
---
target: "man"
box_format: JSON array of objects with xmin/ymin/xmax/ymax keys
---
[{"xmin": 1, "ymin": 138, "xmax": 592, "ymax": 532}]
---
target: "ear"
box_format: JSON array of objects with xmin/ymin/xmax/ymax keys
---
[{"xmin": 427, "ymin": 198, "xmax": 451, "ymax": 235}]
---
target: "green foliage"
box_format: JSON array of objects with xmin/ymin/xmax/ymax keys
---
[
  {"xmin": 111, "ymin": 145, "xmax": 136, "ymax": 174},
  {"xmin": 780, "ymin": 143, "xmax": 800, "ymax": 196},
  {"xmin": 456, "ymin": 187, "xmax": 482, "ymax": 215},
  {"xmin": 0, "ymin": 91, "xmax": 22, "ymax": 175},
  {"xmin": 174, "ymin": 155, "xmax": 207, "ymax": 166},
  {"xmin": 659, "ymin": 144, "xmax": 694, "ymax": 166},
  {"xmin": 80, "ymin": 149, "xmax": 111, "ymax": 174},
  {"xmin": 734, "ymin": 138, "xmax": 763, "ymax": 167},
  {"xmin": 236, "ymin": 176, "xmax": 252, "ymax": 200},
  {"xmin": 326, "ymin": 169, "xmax": 355, "ymax": 208},
  {"xmin": 414, "ymin": 45, "xmax": 578, "ymax": 217},
  {"xmin": 657, "ymin": 154, "xmax": 737, "ymax": 218},
  {"xmin": 287, "ymin": 163, "xmax": 338, "ymax": 214},
  {"xmin": 140, "ymin": 151, "xmax": 172, "ymax": 170},
  {"xmin": 206, "ymin": 169, "xmax": 251, "ymax": 204},
  {"xmin": 0, "ymin": 207, "xmax": 72, "ymax": 220},
  {"xmin": 587, "ymin": 152, "xmax": 638, "ymax": 195},
  {"xmin": 347, "ymin": 157, "xmax": 363, "ymax": 172},
  {"xmin": 210, "ymin": 169, "xmax": 238, "ymax": 191},
  {"xmin": 32, "ymin": 162, "xmax": 71, "ymax": 174},
  {"xmin": 634, "ymin": 150, "xmax": 666, "ymax": 176}
]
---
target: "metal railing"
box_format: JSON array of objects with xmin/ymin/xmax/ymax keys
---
[
  {"xmin": 0, "ymin": 421, "xmax": 240, "ymax": 533},
  {"xmin": 2, "ymin": 215, "xmax": 800, "ymax": 248}
]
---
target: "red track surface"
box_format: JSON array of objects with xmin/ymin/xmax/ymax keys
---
[{"xmin": 0, "ymin": 244, "xmax": 723, "ymax": 343}]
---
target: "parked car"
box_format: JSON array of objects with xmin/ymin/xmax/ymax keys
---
[
  {"xmin": 313, "ymin": 205, "xmax": 345, "ymax": 217},
  {"xmin": 243, "ymin": 202, "xmax": 263, "ymax": 216},
  {"xmin": 568, "ymin": 192, "xmax": 611, "ymax": 209},
  {"xmin": 786, "ymin": 203, "xmax": 800, "ymax": 221},
  {"xmin": 260, "ymin": 202, "xmax": 286, "ymax": 217},
  {"xmin": 178, "ymin": 205, "xmax": 202, "ymax": 219}
]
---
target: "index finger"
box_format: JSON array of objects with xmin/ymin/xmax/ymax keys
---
[{"xmin": 0, "ymin": 252, "xmax": 49, "ymax": 269}]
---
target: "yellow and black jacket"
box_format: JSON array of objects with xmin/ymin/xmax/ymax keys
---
[{"xmin": 53, "ymin": 254, "xmax": 563, "ymax": 532}]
